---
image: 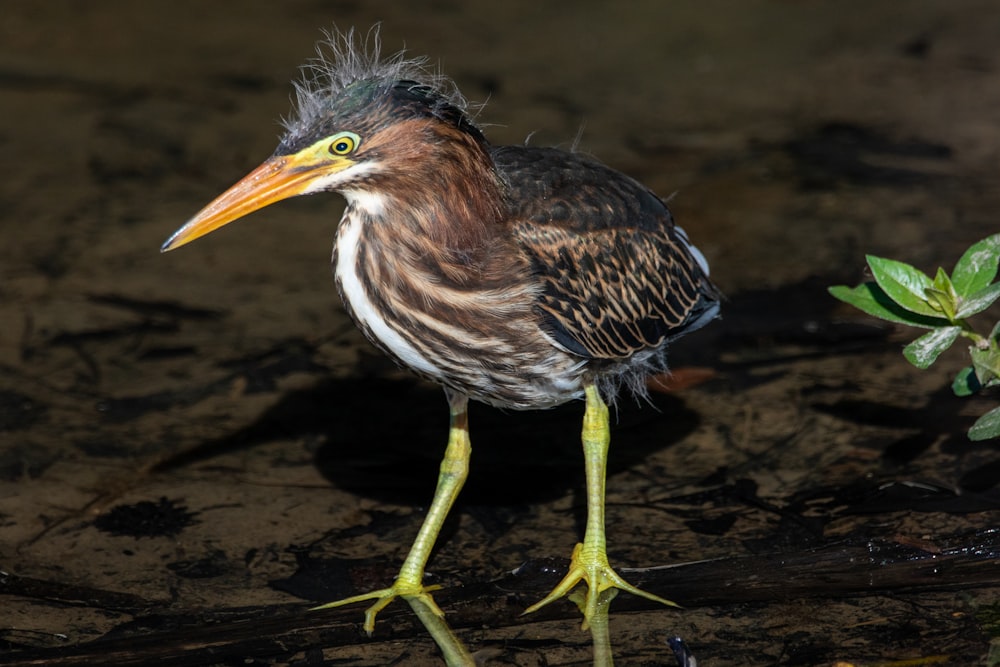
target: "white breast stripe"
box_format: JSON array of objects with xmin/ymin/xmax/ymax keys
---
[{"xmin": 335, "ymin": 209, "xmax": 441, "ymax": 378}]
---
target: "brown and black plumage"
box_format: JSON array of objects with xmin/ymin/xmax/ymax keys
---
[{"xmin": 163, "ymin": 28, "xmax": 720, "ymax": 636}]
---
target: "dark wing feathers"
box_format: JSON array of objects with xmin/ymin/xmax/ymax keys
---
[{"xmin": 495, "ymin": 146, "xmax": 719, "ymax": 360}]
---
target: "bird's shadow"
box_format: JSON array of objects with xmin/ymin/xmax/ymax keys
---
[
  {"xmin": 316, "ymin": 377, "xmax": 699, "ymax": 506},
  {"xmin": 157, "ymin": 375, "xmax": 699, "ymax": 508}
]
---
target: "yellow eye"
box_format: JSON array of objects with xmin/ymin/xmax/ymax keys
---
[{"xmin": 329, "ymin": 132, "xmax": 359, "ymax": 156}]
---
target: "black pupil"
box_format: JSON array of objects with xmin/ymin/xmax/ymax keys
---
[{"xmin": 335, "ymin": 141, "xmax": 350, "ymax": 153}]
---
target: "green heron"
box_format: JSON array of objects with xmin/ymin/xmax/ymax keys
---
[{"xmin": 163, "ymin": 29, "xmax": 720, "ymax": 633}]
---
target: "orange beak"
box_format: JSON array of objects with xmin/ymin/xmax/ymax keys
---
[{"xmin": 161, "ymin": 150, "xmax": 350, "ymax": 252}]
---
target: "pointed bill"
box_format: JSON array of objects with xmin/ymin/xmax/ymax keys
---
[{"xmin": 161, "ymin": 152, "xmax": 349, "ymax": 252}]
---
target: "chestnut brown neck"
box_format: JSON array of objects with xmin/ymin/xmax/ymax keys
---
[{"xmin": 355, "ymin": 118, "xmax": 511, "ymax": 286}]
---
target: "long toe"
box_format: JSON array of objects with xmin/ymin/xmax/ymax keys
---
[
  {"xmin": 523, "ymin": 543, "xmax": 677, "ymax": 630},
  {"xmin": 313, "ymin": 582, "xmax": 444, "ymax": 635}
]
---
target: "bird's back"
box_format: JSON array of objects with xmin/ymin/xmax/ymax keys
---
[{"xmin": 494, "ymin": 145, "xmax": 720, "ymax": 388}]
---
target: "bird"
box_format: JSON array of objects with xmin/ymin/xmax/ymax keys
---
[{"xmin": 162, "ymin": 27, "xmax": 720, "ymax": 635}]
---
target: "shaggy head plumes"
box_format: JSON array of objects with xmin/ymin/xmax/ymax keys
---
[{"xmin": 277, "ymin": 27, "xmax": 476, "ymax": 154}]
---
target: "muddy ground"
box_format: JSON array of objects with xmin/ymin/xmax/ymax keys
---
[{"xmin": 1, "ymin": 1, "xmax": 999, "ymax": 665}]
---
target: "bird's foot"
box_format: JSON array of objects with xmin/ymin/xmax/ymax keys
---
[
  {"xmin": 313, "ymin": 580, "xmax": 444, "ymax": 635},
  {"xmin": 523, "ymin": 542, "xmax": 678, "ymax": 630}
]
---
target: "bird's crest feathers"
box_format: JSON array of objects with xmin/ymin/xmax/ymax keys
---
[{"xmin": 281, "ymin": 26, "xmax": 470, "ymax": 144}]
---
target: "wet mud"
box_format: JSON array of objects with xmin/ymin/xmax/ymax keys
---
[{"xmin": 2, "ymin": 2, "xmax": 999, "ymax": 665}]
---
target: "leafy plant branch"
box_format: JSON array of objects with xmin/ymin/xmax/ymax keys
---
[{"xmin": 829, "ymin": 234, "xmax": 1000, "ymax": 440}]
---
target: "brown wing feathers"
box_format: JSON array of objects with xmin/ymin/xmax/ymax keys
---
[
  {"xmin": 517, "ymin": 223, "xmax": 711, "ymax": 359},
  {"xmin": 499, "ymin": 146, "xmax": 717, "ymax": 361}
]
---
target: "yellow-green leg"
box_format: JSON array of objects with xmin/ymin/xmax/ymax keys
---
[
  {"xmin": 315, "ymin": 390, "xmax": 471, "ymax": 635},
  {"xmin": 523, "ymin": 383, "xmax": 678, "ymax": 629}
]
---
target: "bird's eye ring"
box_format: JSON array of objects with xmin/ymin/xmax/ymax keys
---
[{"xmin": 329, "ymin": 132, "xmax": 359, "ymax": 156}]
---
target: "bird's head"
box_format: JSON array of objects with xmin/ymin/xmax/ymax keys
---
[{"xmin": 162, "ymin": 27, "xmax": 489, "ymax": 252}]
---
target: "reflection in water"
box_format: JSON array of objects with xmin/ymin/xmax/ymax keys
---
[
  {"xmin": 406, "ymin": 595, "xmax": 476, "ymax": 666},
  {"xmin": 407, "ymin": 586, "xmax": 625, "ymax": 666},
  {"xmin": 571, "ymin": 587, "xmax": 618, "ymax": 667}
]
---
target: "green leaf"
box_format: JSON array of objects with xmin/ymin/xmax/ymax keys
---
[
  {"xmin": 952, "ymin": 365, "xmax": 981, "ymax": 397},
  {"xmin": 902, "ymin": 326, "xmax": 961, "ymax": 369},
  {"xmin": 970, "ymin": 346, "xmax": 1000, "ymax": 387},
  {"xmin": 968, "ymin": 405, "xmax": 1000, "ymax": 441},
  {"xmin": 828, "ymin": 283, "xmax": 950, "ymax": 329},
  {"xmin": 933, "ymin": 266, "xmax": 957, "ymax": 297},
  {"xmin": 927, "ymin": 268, "xmax": 959, "ymax": 320},
  {"xmin": 955, "ymin": 281, "xmax": 1000, "ymax": 319},
  {"xmin": 923, "ymin": 287, "xmax": 957, "ymax": 320},
  {"xmin": 951, "ymin": 234, "xmax": 1000, "ymax": 298},
  {"xmin": 866, "ymin": 255, "xmax": 940, "ymax": 317}
]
